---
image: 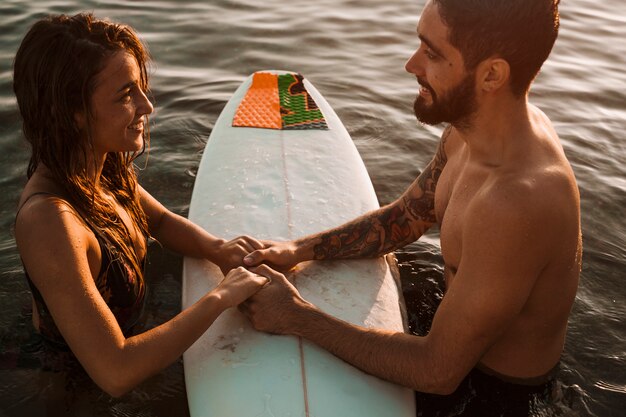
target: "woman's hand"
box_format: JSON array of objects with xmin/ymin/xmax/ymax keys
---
[
  {"xmin": 213, "ymin": 235, "xmax": 265, "ymax": 275},
  {"xmin": 212, "ymin": 266, "xmax": 270, "ymax": 309}
]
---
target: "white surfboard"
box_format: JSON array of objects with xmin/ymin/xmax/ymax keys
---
[{"xmin": 182, "ymin": 70, "xmax": 415, "ymax": 417}]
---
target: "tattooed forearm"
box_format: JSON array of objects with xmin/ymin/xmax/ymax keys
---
[
  {"xmin": 404, "ymin": 126, "xmax": 450, "ymax": 224},
  {"xmin": 313, "ymin": 203, "xmax": 417, "ymax": 260},
  {"xmin": 312, "ymin": 126, "xmax": 451, "ymax": 261}
]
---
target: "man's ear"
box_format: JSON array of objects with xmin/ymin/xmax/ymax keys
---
[{"xmin": 477, "ymin": 57, "xmax": 510, "ymax": 93}]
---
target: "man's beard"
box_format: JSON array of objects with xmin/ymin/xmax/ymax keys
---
[{"xmin": 413, "ymin": 73, "xmax": 477, "ymax": 128}]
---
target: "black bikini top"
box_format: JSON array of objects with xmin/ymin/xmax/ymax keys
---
[{"xmin": 17, "ymin": 192, "xmax": 147, "ymax": 346}]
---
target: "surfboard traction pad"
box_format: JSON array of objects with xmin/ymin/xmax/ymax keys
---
[{"xmin": 233, "ymin": 72, "xmax": 328, "ymax": 130}]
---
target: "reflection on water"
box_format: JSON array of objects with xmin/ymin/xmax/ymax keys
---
[{"xmin": 0, "ymin": 0, "xmax": 625, "ymax": 416}]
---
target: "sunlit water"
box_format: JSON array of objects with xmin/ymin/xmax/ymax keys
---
[{"xmin": 1, "ymin": 0, "xmax": 625, "ymax": 416}]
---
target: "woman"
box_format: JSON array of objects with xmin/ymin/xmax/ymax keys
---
[{"xmin": 13, "ymin": 13, "xmax": 271, "ymax": 397}]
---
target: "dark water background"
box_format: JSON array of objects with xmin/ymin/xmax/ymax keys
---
[{"xmin": 1, "ymin": 0, "xmax": 625, "ymax": 416}]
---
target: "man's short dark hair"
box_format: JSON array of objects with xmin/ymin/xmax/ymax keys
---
[{"xmin": 433, "ymin": 0, "xmax": 560, "ymax": 97}]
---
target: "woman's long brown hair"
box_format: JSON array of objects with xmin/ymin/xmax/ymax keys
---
[{"xmin": 13, "ymin": 13, "xmax": 151, "ymax": 279}]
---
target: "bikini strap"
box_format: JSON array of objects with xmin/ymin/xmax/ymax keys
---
[{"xmin": 15, "ymin": 191, "xmax": 65, "ymax": 223}]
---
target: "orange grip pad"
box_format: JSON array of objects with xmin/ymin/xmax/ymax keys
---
[{"xmin": 232, "ymin": 72, "xmax": 282, "ymax": 129}]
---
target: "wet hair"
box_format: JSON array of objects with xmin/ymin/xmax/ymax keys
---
[
  {"xmin": 13, "ymin": 13, "xmax": 150, "ymax": 279},
  {"xmin": 432, "ymin": 0, "xmax": 560, "ymax": 97}
]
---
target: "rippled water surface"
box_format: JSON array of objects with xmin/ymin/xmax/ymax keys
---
[{"xmin": 1, "ymin": 0, "xmax": 625, "ymax": 416}]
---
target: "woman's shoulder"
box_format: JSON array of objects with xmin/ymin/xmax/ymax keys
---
[
  {"xmin": 15, "ymin": 186, "xmax": 103, "ymax": 285},
  {"xmin": 17, "ymin": 191, "xmax": 76, "ymax": 225},
  {"xmin": 15, "ymin": 184, "xmax": 91, "ymax": 251},
  {"xmin": 17, "ymin": 170, "xmax": 78, "ymax": 221}
]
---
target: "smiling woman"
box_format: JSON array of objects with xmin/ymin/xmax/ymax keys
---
[
  {"xmin": 81, "ymin": 51, "xmax": 154, "ymax": 158},
  {"xmin": 11, "ymin": 12, "xmax": 273, "ymax": 398}
]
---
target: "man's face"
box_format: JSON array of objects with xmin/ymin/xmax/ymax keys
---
[
  {"xmin": 405, "ymin": 1, "xmax": 477, "ymax": 128},
  {"xmin": 413, "ymin": 70, "xmax": 477, "ymax": 127}
]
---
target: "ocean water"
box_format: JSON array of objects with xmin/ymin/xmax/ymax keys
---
[{"xmin": 0, "ymin": 0, "xmax": 625, "ymax": 416}]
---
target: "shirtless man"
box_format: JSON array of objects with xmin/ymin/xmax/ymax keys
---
[{"xmin": 241, "ymin": 0, "xmax": 581, "ymax": 414}]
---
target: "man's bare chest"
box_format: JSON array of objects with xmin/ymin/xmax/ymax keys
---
[{"xmin": 435, "ymin": 162, "xmax": 489, "ymax": 271}]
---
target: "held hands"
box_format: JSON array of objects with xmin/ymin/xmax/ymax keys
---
[
  {"xmin": 214, "ymin": 236, "xmax": 265, "ymax": 275},
  {"xmin": 213, "ymin": 236, "xmax": 310, "ymax": 335},
  {"xmin": 213, "ymin": 266, "xmax": 270, "ymax": 309},
  {"xmin": 243, "ymin": 240, "xmax": 302, "ymax": 272},
  {"xmin": 239, "ymin": 264, "xmax": 309, "ymax": 335}
]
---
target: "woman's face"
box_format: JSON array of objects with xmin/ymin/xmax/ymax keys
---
[{"xmin": 79, "ymin": 51, "xmax": 153, "ymax": 158}]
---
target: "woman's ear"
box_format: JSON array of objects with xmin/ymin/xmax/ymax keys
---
[
  {"xmin": 477, "ymin": 57, "xmax": 510, "ymax": 93},
  {"xmin": 74, "ymin": 111, "xmax": 86, "ymax": 131}
]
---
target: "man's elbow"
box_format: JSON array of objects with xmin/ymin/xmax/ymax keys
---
[
  {"xmin": 427, "ymin": 378, "xmax": 461, "ymax": 396},
  {"xmin": 410, "ymin": 368, "xmax": 464, "ymax": 396}
]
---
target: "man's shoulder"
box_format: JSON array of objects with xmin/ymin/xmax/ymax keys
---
[
  {"xmin": 493, "ymin": 162, "xmax": 576, "ymax": 211},
  {"xmin": 472, "ymin": 161, "xmax": 580, "ymax": 247},
  {"xmin": 495, "ymin": 105, "xmax": 579, "ymax": 219},
  {"xmin": 439, "ymin": 125, "xmax": 464, "ymax": 157}
]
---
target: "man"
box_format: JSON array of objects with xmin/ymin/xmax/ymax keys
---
[{"xmin": 241, "ymin": 0, "xmax": 581, "ymax": 415}]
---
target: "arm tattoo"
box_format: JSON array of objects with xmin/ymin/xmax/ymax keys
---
[
  {"xmin": 313, "ymin": 204, "xmax": 416, "ymax": 260},
  {"xmin": 404, "ymin": 126, "xmax": 450, "ymax": 223},
  {"xmin": 313, "ymin": 127, "xmax": 451, "ymax": 260}
]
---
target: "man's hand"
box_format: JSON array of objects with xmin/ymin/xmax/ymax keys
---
[
  {"xmin": 213, "ymin": 235, "xmax": 265, "ymax": 275},
  {"xmin": 243, "ymin": 240, "xmax": 303, "ymax": 272},
  {"xmin": 239, "ymin": 264, "xmax": 311, "ymax": 335}
]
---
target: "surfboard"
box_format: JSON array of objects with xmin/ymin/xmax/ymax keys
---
[{"xmin": 182, "ymin": 70, "xmax": 415, "ymax": 417}]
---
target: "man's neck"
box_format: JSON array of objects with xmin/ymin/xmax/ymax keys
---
[{"xmin": 453, "ymin": 94, "xmax": 533, "ymax": 168}]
